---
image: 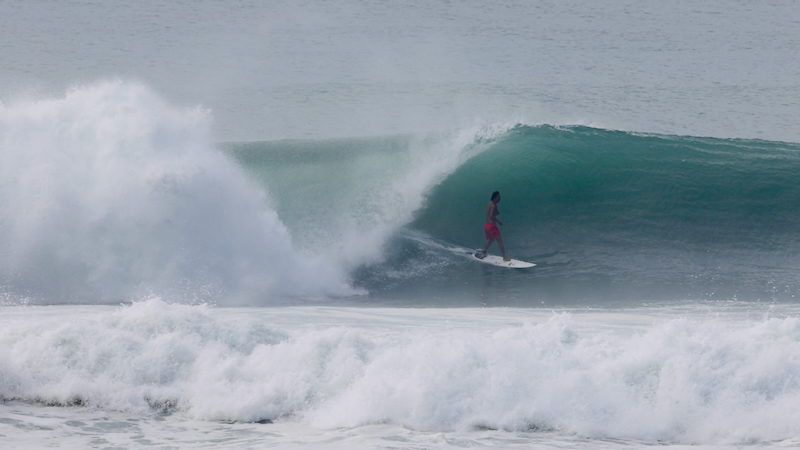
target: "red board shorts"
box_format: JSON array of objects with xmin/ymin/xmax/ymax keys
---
[{"xmin": 484, "ymin": 223, "xmax": 501, "ymax": 240}]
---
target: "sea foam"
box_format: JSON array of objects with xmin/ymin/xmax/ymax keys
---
[{"xmin": 2, "ymin": 299, "xmax": 800, "ymax": 444}]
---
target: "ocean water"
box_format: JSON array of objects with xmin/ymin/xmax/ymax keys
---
[{"xmin": 1, "ymin": 1, "xmax": 800, "ymax": 448}]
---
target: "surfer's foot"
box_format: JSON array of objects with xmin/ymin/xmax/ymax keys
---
[
  {"xmin": 475, "ymin": 251, "xmax": 487, "ymax": 259},
  {"xmin": 503, "ymin": 257, "xmax": 511, "ymax": 262}
]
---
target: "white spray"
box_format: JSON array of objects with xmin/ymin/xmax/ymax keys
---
[{"xmin": 0, "ymin": 81, "xmax": 355, "ymax": 303}]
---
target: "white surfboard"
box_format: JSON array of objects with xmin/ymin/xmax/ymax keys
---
[
  {"xmin": 472, "ymin": 252, "xmax": 536, "ymax": 268},
  {"xmin": 399, "ymin": 231, "xmax": 536, "ymax": 269}
]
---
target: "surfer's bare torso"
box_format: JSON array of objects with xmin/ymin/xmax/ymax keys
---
[{"xmin": 486, "ymin": 200, "xmax": 502, "ymax": 226}]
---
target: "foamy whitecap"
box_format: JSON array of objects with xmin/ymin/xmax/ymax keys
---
[{"xmin": 2, "ymin": 299, "xmax": 800, "ymax": 444}]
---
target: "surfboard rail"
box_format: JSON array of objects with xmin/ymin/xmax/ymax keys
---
[{"xmin": 472, "ymin": 251, "xmax": 536, "ymax": 268}]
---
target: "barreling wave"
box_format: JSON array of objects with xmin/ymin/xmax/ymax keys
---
[
  {"xmin": 414, "ymin": 125, "xmax": 800, "ymax": 250},
  {"xmin": 353, "ymin": 126, "xmax": 800, "ymax": 304},
  {"xmin": 2, "ymin": 81, "xmax": 799, "ymax": 305}
]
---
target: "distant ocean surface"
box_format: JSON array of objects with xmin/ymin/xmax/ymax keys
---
[{"xmin": 1, "ymin": 1, "xmax": 799, "ymax": 448}]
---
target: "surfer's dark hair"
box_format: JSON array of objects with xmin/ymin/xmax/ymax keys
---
[{"xmin": 491, "ymin": 191, "xmax": 500, "ymax": 201}]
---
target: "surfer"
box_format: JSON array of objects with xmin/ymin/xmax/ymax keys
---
[{"xmin": 477, "ymin": 191, "xmax": 510, "ymax": 261}]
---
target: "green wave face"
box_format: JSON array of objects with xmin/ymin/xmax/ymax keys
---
[
  {"xmin": 402, "ymin": 126, "xmax": 800, "ymax": 305},
  {"xmin": 415, "ymin": 125, "xmax": 800, "ymax": 251}
]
